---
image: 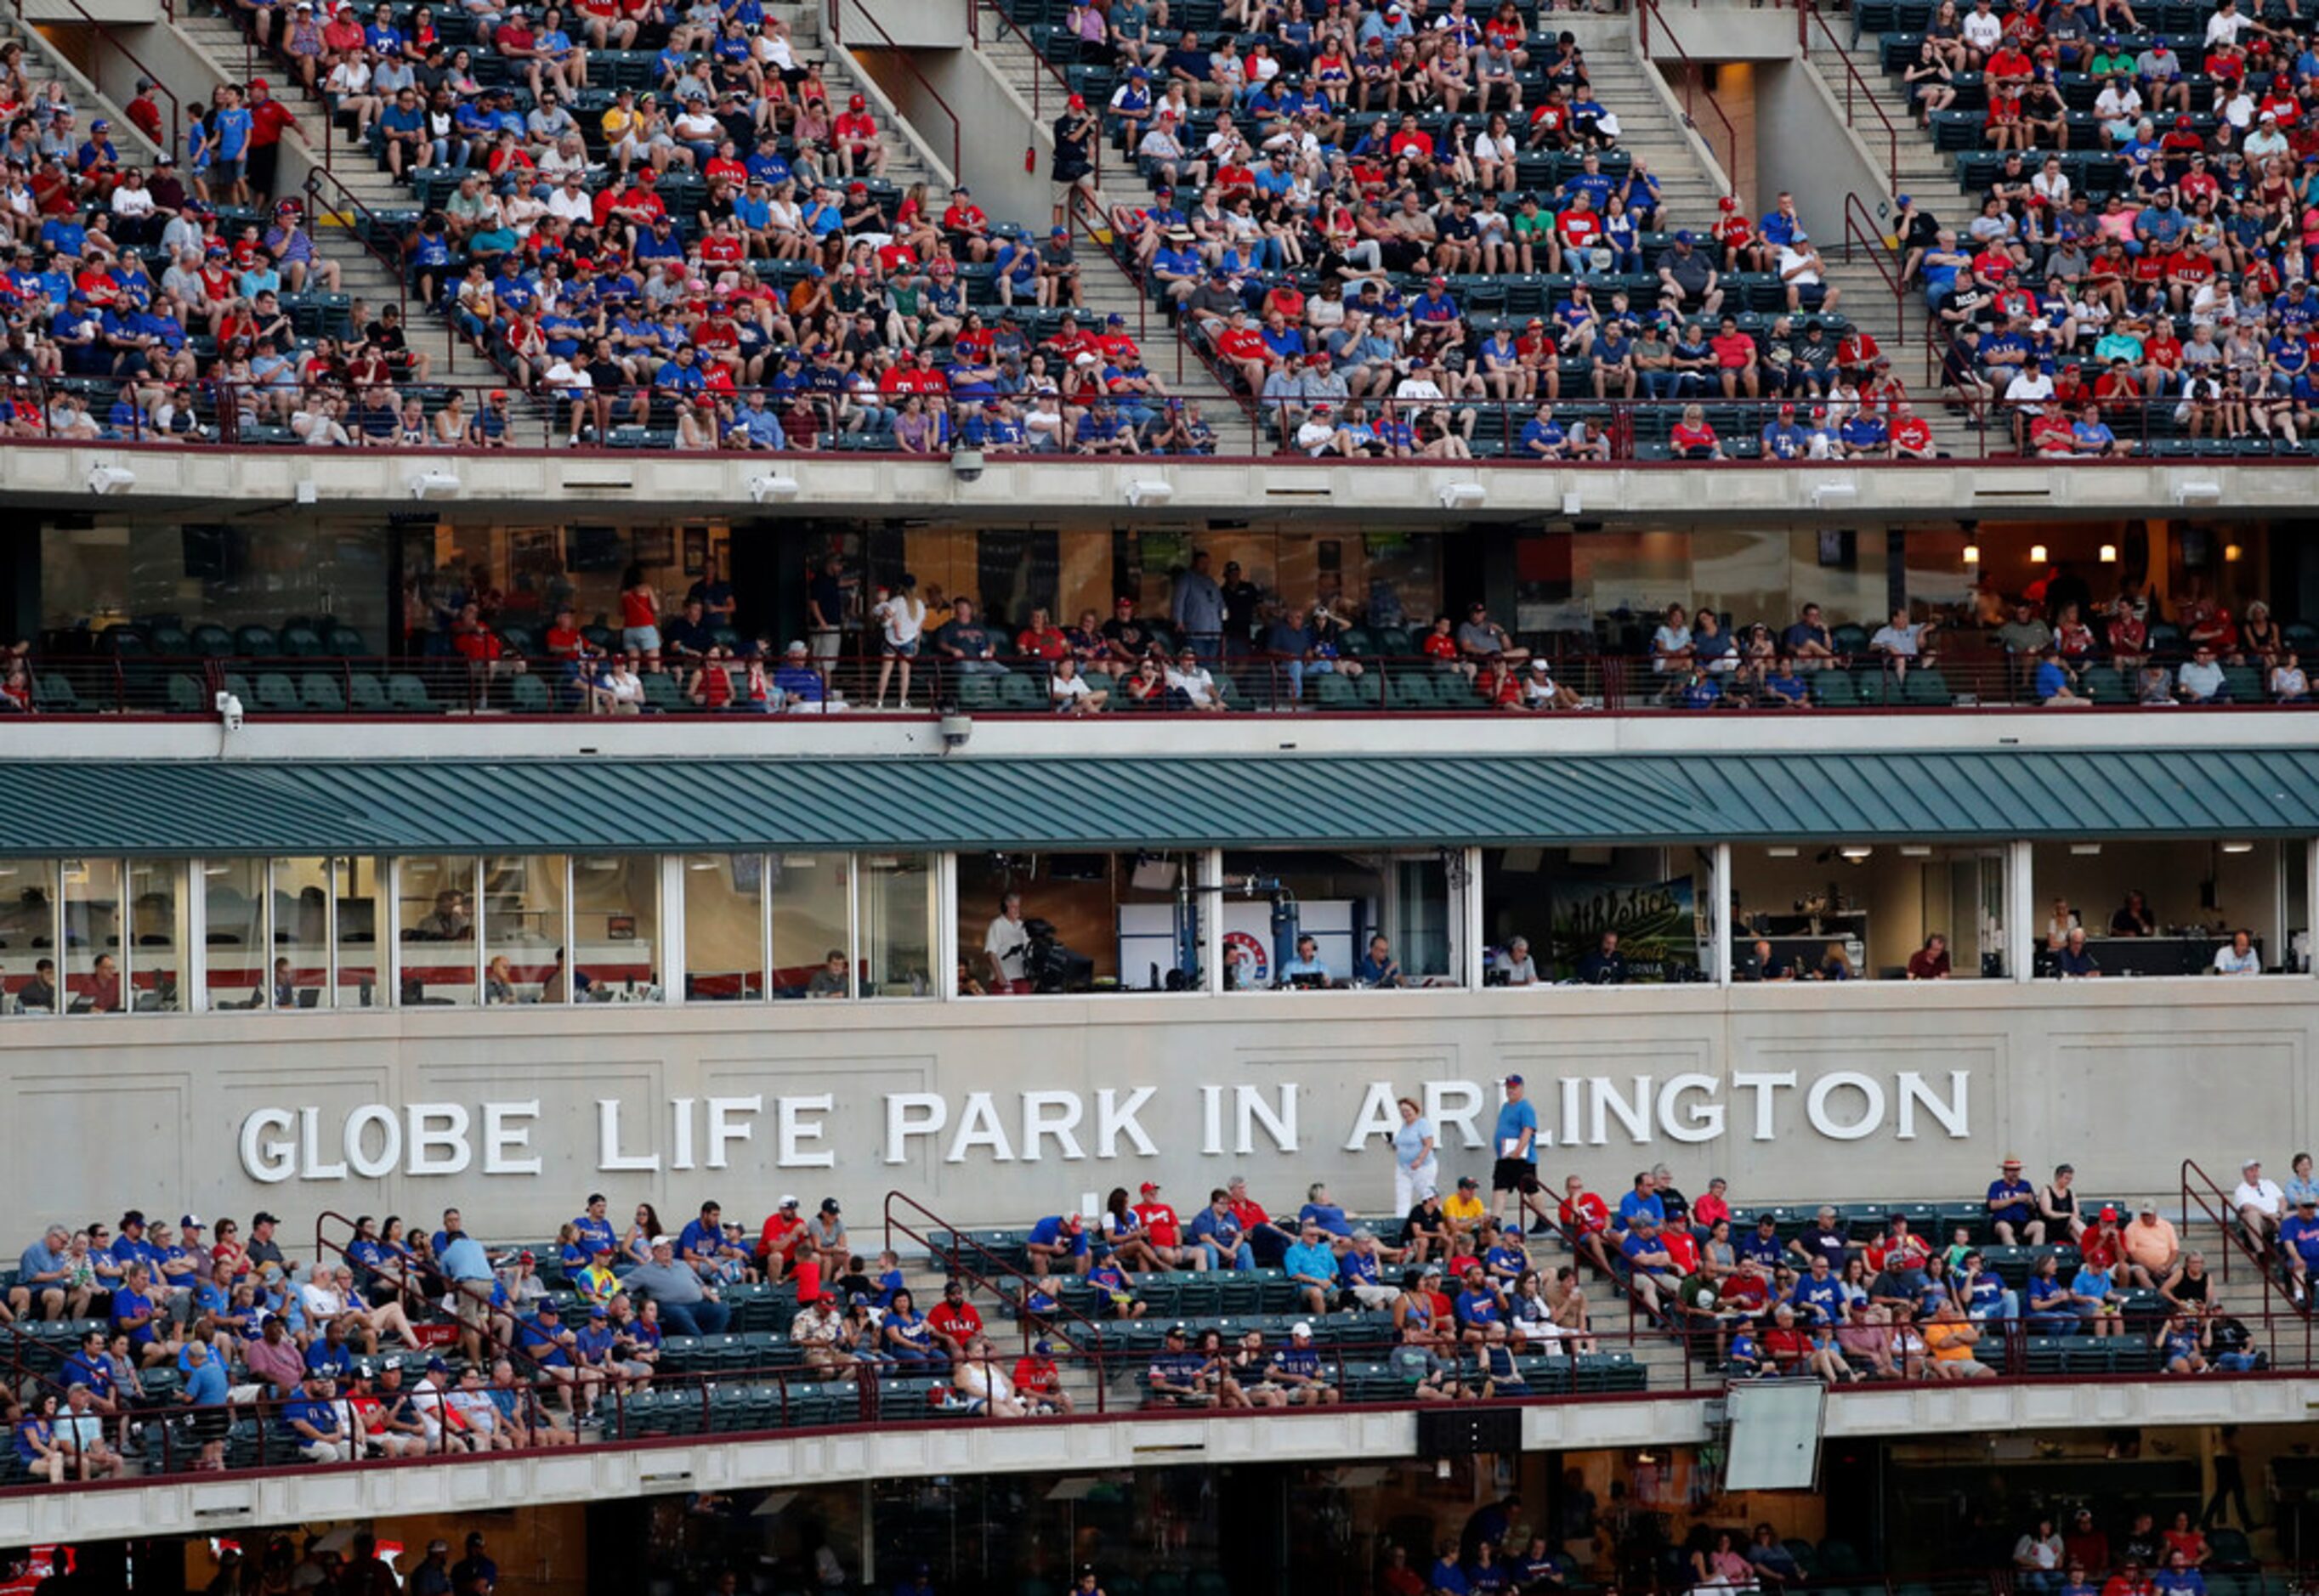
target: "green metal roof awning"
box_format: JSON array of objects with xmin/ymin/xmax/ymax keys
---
[{"xmin": 1, "ymin": 750, "xmax": 2313, "ymax": 855}]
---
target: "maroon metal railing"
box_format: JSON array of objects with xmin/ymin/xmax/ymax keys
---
[
  {"xmin": 1840, "ymin": 192, "xmax": 1913, "ymax": 352},
  {"xmin": 1801, "ymin": 3, "xmax": 1903, "ymax": 192},
  {"xmin": 1635, "ymin": 0, "xmax": 1741, "ymax": 188},
  {"xmin": 9, "ymin": 0, "xmax": 182, "ymax": 161}
]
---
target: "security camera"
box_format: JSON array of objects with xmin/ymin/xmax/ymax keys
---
[
  {"xmin": 87, "ymin": 463, "xmax": 136, "ymax": 495},
  {"xmin": 1123, "ymin": 478, "xmax": 1174, "ymax": 507},
  {"xmin": 938, "ymin": 711, "xmax": 973, "ymax": 751},
  {"xmin": 950, "ymin": 446, "xmax": 984, "ymax": 484},
  {"xmin": 214, "ymin": 690, "xmax": 245, "ymax": 733},
  {"xmin": 406, "ymin": 469, "xmax": 461, "ymax": 501},
  {"xmin": 749, "ymin": 474, "xmax": 800, "ymax": 504}
]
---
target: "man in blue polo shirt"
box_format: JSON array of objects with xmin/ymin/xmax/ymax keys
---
[
  {"xmin": 1026, "ymin": 1212, "xmax": 1090, "ymax": 1277},
  {"xmin": 13, "ymin": 1225, "xmax": 82, "ymax": 1320},
  {"xmin": 1284, "ymin": 1221, "xmax": 1341, "ymax": 1316},
  {"xmin": 1267, "ymin": 1322, "xmax": 1337, "ymax": 1405},
  {"xmin": 1987, "ymin": 1157, "xmax": 2042, "ymax": 1244},
  {"xmin": 1738, "ymin": 1213, "xmax": 1785, "ymax": 1275},
  {"xmin": 676, "ymin": 1202, "xmax": 727, "ymax": 1277},
  {"xmin": 2280, "ymin": 1196, "xmax": 2319, "ymax": 1305}
]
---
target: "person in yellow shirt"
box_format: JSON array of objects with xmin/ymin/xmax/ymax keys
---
[
  {"xmin": 1443, "ymin": 1175, "xmax": 1488, "ymax": 1252},
  {"xmin": 1923, "ymin": 1302, "xmax": 1994, "ymax": 1378}
]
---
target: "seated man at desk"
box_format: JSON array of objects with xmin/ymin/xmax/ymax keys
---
[
  {"xmin": 2055, "ymin": 926, "xmax": 2102, "ymax": 978},
  {"xmin": 18, "ymin": 957, "xmax": 56, "ymax": 1011},
  {"xmin": 1278, "ymin": 934, "xmax": 1330, "ymax": 988},
  {"xmin": 1353, "ymin": 934, "xmax": 1406, "ymax": 988},
  {"xmin": 2212, "ymin": 929, "xmax": 2261, "ymax": 976},
  {"xmin": 2108, "ymin": 890, "xmax": 2155, "ymax": 937},
  {"xmin": 1742, "ymin": 938, "xmax": 1795, "ymax": 982},
  {"xmin": 1573, "ymin": 931, "xmax": 1628, "ymax": 984}
]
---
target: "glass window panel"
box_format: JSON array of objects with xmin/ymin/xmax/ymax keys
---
[
  {"xmin": 1482, "ymin": 846, "xmax": 1716, "ymax": 984},
  {"xmin": 2031, "ymin": 840, "xmax": 2270, "ymax": 977},
  {"xmin": 858, "ymin": 853, "xmax": 933, "ymax": 999},
  {"xmin": 772, "ymin": 853, "xmax": 852, "ymax": 999},
  {"xmin": 397, "ymin": 855, "xmax": 479, "ymax": 1005},
  {"xmin": 684, "ymin": 853, "xmax": 764, "ymax": 1002},
  {"xmin": 571, "ymin": 856, "xmax": 661, "ymax": 999},
  {"xmin": 1732, "ymin": 843, "xmax": 2003, "ymax": 981},
  {"xmin": 483, "ymin": 855, "xmax": 568, "ymax": 1005},
  {"xmin": 63, "ymin": 858, "xmax": 122, "ymax": 1014},
  {"xmin": 269, "ymin": 857, "xmax": 332, "ymax": 1010},
  {"xmin": 335, "ymin": 857, "xmax": 383, "ymax": 1009},
  {"xmin": 0, "ymin": 860, "xmax": 60, "ymax": 1013},
  {"xmin": 129, "ymin": 860, "xmax": 186, "ymax": 1013},
  {"xmin": 202, "ymin": 858, "xmax": 268, "ymax": 1010},
  {"xmin": 954, "ymin": 852, "xmax": 1202, "ymax": 994}
]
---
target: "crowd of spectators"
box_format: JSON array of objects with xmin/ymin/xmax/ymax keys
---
[
  {"xmin": 1865, "ymin": 0, "xmax": 2319, "ymax": 455},
  {"xmin": 0, "ymin": 1119, "xmax": 2293, "ymax": 1492}
]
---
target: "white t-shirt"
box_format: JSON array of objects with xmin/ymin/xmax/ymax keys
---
[
  {"xmin": 1166, "ymin": 664, "xmax": 1219, "ymax": 705},
  {"xmin": 876, "ymin": 596, "xmax": 926, "ymax": 648},
  {"xmin": 1052, "ymin": 673, "xmax": 1093, "ymax": 710},
  {"xmin": 1961, "ymin": 8, "xmax": 2004, "ymax": 48},
  {"xmin": 984, "ymin": 914, "xmax": 1030, "ymax": 982},
  {"xmin": 2234, "ymin": 1177, "xmax": 2284, "ymax": 1217},
  {"xmin": 2213, "ymin": 944, "xmax": 2261, "ymax": 974},
  {"xmin": 2005, "ymin": 371, "xmax": 2055, "ymax": 410}
]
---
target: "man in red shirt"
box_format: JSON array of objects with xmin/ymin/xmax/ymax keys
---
[
  {"xmin": 833, "ymin": 93, "xmax": 885, "ymax": 178},
  {"xmin": 939, "ymin": 184, "xmax": 991, "ymax": 259},
  {"xmin": 756, "ymin": 1196, "xmax": 805, "ymax": 1280},
  {"xmin": 1865, "ymin": 1214, "xmax": 1931, "ymax": 1276},
  {"xmin": 1556, "ymin": 1174, "xmax": 1615, "ymax": 1276},
  {"xmin": 1011, "ymin": 1338, "xmax": 1074, "ymax": 1413},
  {"xmin": 1890, "ymin": 399, "xmax": 1936, "ymax": 458},
  {"xmin": 1224, "ymin": 1174, "xmax": 1296, "ymax": 1265},
  {"xmin": 1131, "ymin": 1181, "xmax": 1202, "ymax": 1270},
  {"xmin": 926, "ymin": 1278, "xmax": 984, "ymax": 1362},
  {"xmin": 246, "ymin": 79, "xmax": 298, "ymax": 201}
]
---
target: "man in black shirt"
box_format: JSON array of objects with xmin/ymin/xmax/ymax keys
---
[
  {"xmin": 805, "ymin": 553, "xmax": 843, "ymax": 661},
  {"xmin": 1573, "ymin": 931, "xmax": 1627, "ymax": 984}
]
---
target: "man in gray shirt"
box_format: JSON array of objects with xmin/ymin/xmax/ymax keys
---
[
  {"xmin": 622, "ymin": 1237, "xmax": 731, "ymax": 1337},
  {"xmin": 1171, "ymin": 550, "xmax": 1226, "ymax": 659}
]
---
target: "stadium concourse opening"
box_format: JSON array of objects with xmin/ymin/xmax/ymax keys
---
[{"xmin": 6, "ymin": 1428, "xmax": 2309, "ymax": 1593}]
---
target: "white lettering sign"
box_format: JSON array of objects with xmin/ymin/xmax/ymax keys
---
[{"xmin": 235, "ymin": 1070, "xmax": 1973, "ymax": 1184}]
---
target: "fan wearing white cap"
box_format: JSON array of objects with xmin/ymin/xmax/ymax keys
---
[
  {"xmin": 2120, "ymin": 1199, "xmax": 2180, "ymax": 1291},
  {"xmin": 2231, "ymin": 1158, "xmax": 2285, "ymax": 1258},
  {"xmin": 757, "ymin": 1194, "xmax": 807, "ymax": 1281},
  {"xmin": 1262, "ymin": 1320, "xmax": 1340, "ymax": 1407}
]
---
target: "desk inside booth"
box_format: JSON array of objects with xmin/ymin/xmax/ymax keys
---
[{"xmin": 2034, "ymin": 936, "xmax": 2259, "ymax": 979}]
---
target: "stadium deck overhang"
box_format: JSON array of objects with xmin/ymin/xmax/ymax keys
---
[{"xmin": 3, "ymin": 749, "xmax": 2314, "ymax": 854}]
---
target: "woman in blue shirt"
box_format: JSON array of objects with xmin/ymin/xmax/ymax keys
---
[
  {"xmin": 882, "ymin": 1288, "xmax": 939, "ymax": 1367},
  {"xmin": 12, "ymin": 1393, "xmax": 64, "ymax": 1485},
  {"xmin": 1392, "ymin": 1097, "xmax": 1438, "ymax": 1215}
]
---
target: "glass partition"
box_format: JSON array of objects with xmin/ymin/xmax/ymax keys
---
[
  {"xmin": 858, "ymin": 853, "xmax": 933, "ymax": 998},
  {"xmin": 772, "ymin": 853, "xmax": 853, "ymax": 999},
  {"xmin": 396, "ymin": 854, "xmax": 479, "ymax": 1005},
  {"xmin": 571, "ymin": 855, "xmax": 660, "ymax": 999},
  {"xmin": 1482, "ymin": 846, "xmax": 1716, "ymax": 985},
  {"xmin": 1729, "ymin": 843, "xmax": 2007, "ymax": 981},
  {"xmin": 62, "ymin": 859, "xmax": 122, "ymax": 1014},
  {"xmin": 954, "ymin": 852, "xmax": 1204, "ymax": 995},
  {"xmin": 269, "ymin": 857, "xmax": 331, "ymax": 1010},
  {"xmin": 484, "ymin": 855, "xmax": 568, "ymax": 1003},
  {"xmin": 128, "ymin": 860, "xmax": 186, "ymax": 1013},
  {"xmin": 684, "ymin": 853, "xmax": 764, "ymax": 1001},
  {"xmin": 203, "ymin": 858, "xmax": 269, "ymax": 1010},
  {"xmin": 2030, "ymin": 839, "xmax": 2305, "ymax": 977},
  {"xmin": 0, "ymin": 860, "xmax": 58, "ymax": 1013},
  {"xmin": 335, "ymin": 857, "xmax": 383, "ymax": 1008},
  {"xmin": 1216, "ymin": 850, "xmax": 1460, "ymax": 990}
]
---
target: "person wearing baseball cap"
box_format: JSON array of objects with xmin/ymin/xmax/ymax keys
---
[
  {"xmin": 757, "ymin": 1195, "xmax": 808, "ymax": 1281},
  {"xmin": 2233, "ymin": 1158, "xmax": 2285, "ymax": 1258},
  {"xmin": 1490, "ymin": 1073, "xmax": 1545, "ymax": 1230},
  {"xmin": 1012, "ymin": 1336, "xmax": 1074, "ymax": 1413},
  {"xmin": 1131, "ymin": 1182, "xmax": 1200, "ymax": 1270},
  {"xmin": 2120, "ymin": 1199, "xmax": 2180, "ymax": 1290},
  {"xmin": 1026, "ymin": 1208, "xmax": 1090, "ymax": 1276},
  {"xmin": 1988, "ymin": 1157, "xmax": 2040, "ymax": 1244}
]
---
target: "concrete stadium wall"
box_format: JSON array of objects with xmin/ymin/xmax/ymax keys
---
[{"xmin": 7, "ymin": 981, "xmax": 2302, "ymax": 1237}]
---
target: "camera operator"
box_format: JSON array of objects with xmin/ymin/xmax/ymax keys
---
[{"xmin": 984, "ymin": 891, "xmax": 1034, "ymax": 993}]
